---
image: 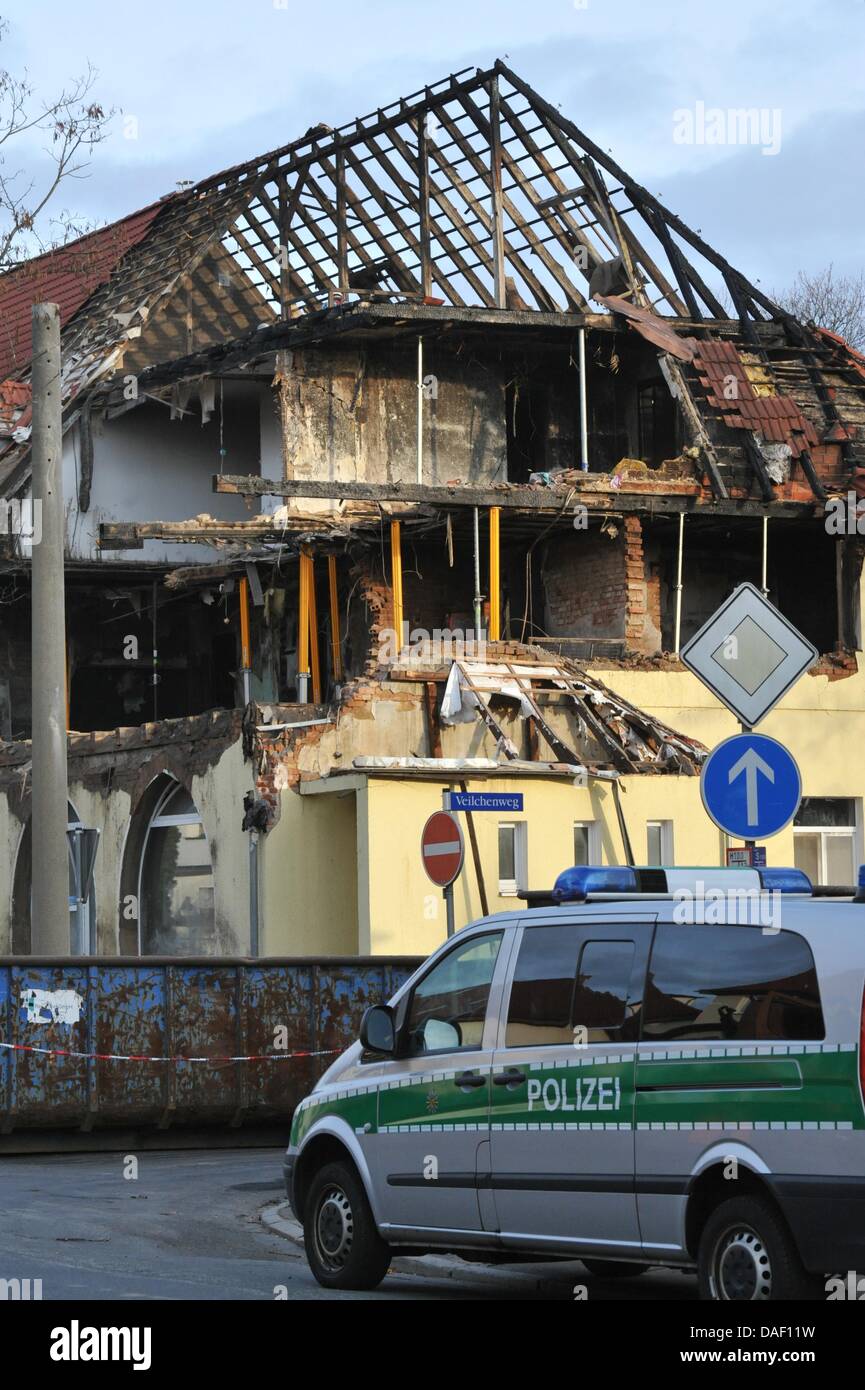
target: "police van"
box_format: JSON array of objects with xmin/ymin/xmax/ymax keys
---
[{"xmin": 284, "ymin": 864, "xmax": 865, "ymax": 1300}]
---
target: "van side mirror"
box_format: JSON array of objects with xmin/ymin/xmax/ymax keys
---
[{"xmin": 359, "ymin": 1004, "xmax": 396, "ymax": 1055}]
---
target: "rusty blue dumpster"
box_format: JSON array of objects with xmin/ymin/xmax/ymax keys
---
[{"xmin": 0, "ymin": 957, "xmax": 421, "ymax": 1135}]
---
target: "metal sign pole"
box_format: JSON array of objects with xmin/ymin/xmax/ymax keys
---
[
  {"xmin": 444, "ymin": 882, "xmax": 455, "ymax": 938},
  {"xmin": 741, "ymin": 719, "xmax": 756, "ymax": 858}
]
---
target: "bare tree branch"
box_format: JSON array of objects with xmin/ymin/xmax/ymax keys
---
[
  {"xmin": 771, "ymin": 263, "xmax": 865, "ymax": 352},
  {"xmin": 0, "ymin": 18, "xmax": 112, "ymax": 271}
]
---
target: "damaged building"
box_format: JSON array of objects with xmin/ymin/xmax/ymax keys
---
[{"xmin": 1, "ymin": 60, "xmax": 864, "ymax": 958}]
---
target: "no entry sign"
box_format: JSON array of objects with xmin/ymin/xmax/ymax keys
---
[{"xmin": 421, "ymin": 811, "xmax": 464, "ymax": 888}]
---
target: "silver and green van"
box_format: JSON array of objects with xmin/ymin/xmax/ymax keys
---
[{"xmin": 284, "ymin": 864, "xmax": 865, "ymax": 1299}]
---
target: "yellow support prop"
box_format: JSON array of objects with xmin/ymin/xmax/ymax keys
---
[
  {"xmin": 239, "ymin": 575, "xmax": 252, "ymax": 671},
  {"xmin": 298, "ymin": 548, "xmax": 310, "ymax": 694},
  {"xmin": 390, "ymin": 519, "xmax": 404, "ymax": 652},
  {"xmin": 489, "ymin": 506, "xmax": 501, "ymax": 641},
  {"xmin": 328, "ymin": 555, "xmax": 343, "ymax": 681},
  {"xmin": 308, "ymin": 553, "xmax": 321, "ymax": 703}
]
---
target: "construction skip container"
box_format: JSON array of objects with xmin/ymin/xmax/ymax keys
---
[{"xmin": 0, "ymin": 957, "xmax": 420, "ymax": 1137}]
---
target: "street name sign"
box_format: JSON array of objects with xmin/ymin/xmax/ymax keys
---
[
  {"xmin": 445, "ymin": 791, "xmax": 524, "ymax": 813},
  {"xmin": 701, "ymin": 732, "xmax": 802, "ymax": 840},
  {"xmin": 680, "ymin": 581, "xmax": 817, "ymax": 729}
]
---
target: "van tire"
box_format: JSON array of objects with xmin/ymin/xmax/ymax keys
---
[
  {"xmin": 582, "ymin": 1259, "xmax": 649, "ymax": 1279},
  {"xmin": 304, "ymin": 1160, "xmax": 392, "ymax": 1291},
  {"xmin": 698, "ymin": 1195, "xmax": 822, "ymax": 1301}
]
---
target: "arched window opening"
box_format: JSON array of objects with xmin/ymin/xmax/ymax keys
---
[
  {"xmin": 139, "ymin": 779, "xmax": 215, "ymax": 955},
  {"xmin": 11, "ymin": 802, "xmax": 97, "ymax": 955}
]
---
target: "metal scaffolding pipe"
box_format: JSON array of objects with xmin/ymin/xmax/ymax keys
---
[
  {"xmin": 673, "ymin": 512, "xmax": 685, "ymax": 654},
  {"xmin": 578, "ymin": 326, "xmax": 589, "ymax": 471},
  {"xmin": 416, "ymin": 335, "xmax": 423, "ymax": 484},
  {"xmin": 473, "ymin": 506, "xmax": 483, "ymax": 638}
]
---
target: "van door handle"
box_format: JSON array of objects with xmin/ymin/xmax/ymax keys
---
[
  {"xmin": 493, "ymin": 1069, "xmax": 527, "ymax": 1087},
  {"xmin": 454, "ymin": 1071, "xmax": 486, "ymax": 1090}
]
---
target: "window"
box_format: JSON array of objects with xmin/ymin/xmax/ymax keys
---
[
  {"xmin": 11, "ymin": 802, "xmax": 96, "ymax": 955},
  {"xmin": 139, "ymin": 781, "xmax": 215, "ymax": 955},
  {"xmin": 498, "ymin": 821, "xmax": 527, "ymax": 895},
  {"xmin": 505, "ymin": 926, "xmax": 640, "ymax": 1048},
  {"xmin": 793, "ymin": 798, "xmax": 858, "ymax": 887},
  {"xmin": 572, "ymin": 940, "xmax": 636, "ymax": 1043},
  {"xmin": 573, "ymin": 821, "xmax": 600, "ymax": 866},
  {"xmin": 646, "ymin": 820, "xmax": 674, "ymax": 866},
  {"xmin": 67, "ymin": 817, "xmax": 97, "ymax": 956},
  {"xmin": 405, "ymin": 931, "xmax": 502, "ymax": 1055},
  {"xmin": 643, "ymin": 925, "xmax": 824, "ymax": 1042},
  {"xmin": 507, "ymin": 925, "xmax": 580, "ymax": 1047}
]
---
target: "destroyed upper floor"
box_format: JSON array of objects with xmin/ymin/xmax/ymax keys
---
[
  {"xmin": 0, "ymin": 58, "xmax": 862, "ymax": 506},
  {"xmin": 1, "ymin": 61, "xmax": 865, "ymax": 746}
]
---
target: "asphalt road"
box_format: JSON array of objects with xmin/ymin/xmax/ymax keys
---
[{"xmin": 0, "ymin": 1148, "xmax": 698, "ymax": 1301}]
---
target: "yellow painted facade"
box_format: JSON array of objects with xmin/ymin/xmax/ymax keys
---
[{"xmin": 281, "ymin": 634, "xmax": 865, "ymax": 957}]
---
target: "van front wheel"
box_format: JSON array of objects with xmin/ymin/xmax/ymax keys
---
[
  {"xmin": 304, "ymin": 1160, "xmax": 392, "ymax": 1290},
  {"xmin": 698, "ymin": 1195, "xmax": 822, "ymax": 1301}
]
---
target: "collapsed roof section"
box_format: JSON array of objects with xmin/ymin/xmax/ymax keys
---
[
  {"xmin": 0, "ymin": 58, "xmax": 863, "ymax": 504},
  {"xmin": 433, "ymin": 652, "xmax": 707, "ymax": 774}
]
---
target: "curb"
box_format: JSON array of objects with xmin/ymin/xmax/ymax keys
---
[{"xmin": 260, "ymin": 1200, "xmax": 578, "ymax": 1292}]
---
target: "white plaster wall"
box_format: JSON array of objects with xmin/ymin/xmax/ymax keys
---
[
  {"xmin": 62, "ymin": 381, "xmax": 279, "ymax": 565},
  {"xmin": 0, "ymin": 735, "xmax": 253, "ymax": 956}
]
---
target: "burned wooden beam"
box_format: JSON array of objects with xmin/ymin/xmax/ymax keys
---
[
  {"xmin": 98, "ymin": 517, "xmax": 362, "ymax": 549},
  {"xmin": 487, "ymin": 75, "xmax": 507, "ymax": 309},
  {"xmin": 417, "ymin": 114, "xmax": 432, "ymax": 298},
  {"xmin": 211, "ymin": 472, "xmax": 817, "ymax": 518}
]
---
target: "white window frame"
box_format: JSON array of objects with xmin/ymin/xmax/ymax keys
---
[
  {"xmin": 793, "ymin": 799, "xmax": 862, "ymax": 886},
  {"xmin": 66, "ymin": 811, "xmax": 96, "ymax": 955},
  {"xmin": 646, "ymin": 819, "xmax": 675, "ymax": 866},
  {"xmin": 573, "ymin": 820, "xmax": 601, "ymax": 866},
  {"xmin": 498, "ymin": 820, "xmax": 528, "ymax": 896}
]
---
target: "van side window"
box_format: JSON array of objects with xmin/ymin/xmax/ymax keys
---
[
  {"xmin": 572, "ymin": 940, "xmax": 637, "ymax": 1043},
  {"xmin": 505, "ymin": 927, "xmax": 640, "ymax": 1047},
  {"xmin": 506, "ymin": 925, "xmax": 580, "ymax": 1047},
  {"xmin": 405, "ymin": 931, "xmax": 502, "ymax": 1056},
  {"xmin": 643, "ymin": 925, "xmax": 824, "ymax": 1042}
]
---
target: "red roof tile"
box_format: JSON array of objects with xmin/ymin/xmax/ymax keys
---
[
  {"xmin": 690, "ymin": 339, "xmax": 821, "ymax": 456},
  {"xmin": 813, "ymin": 326, "xmax": 865, "ymax": 385},
  {"xmin": 0, "ymin": 200, "xmax": 165, "ymax": 379}
]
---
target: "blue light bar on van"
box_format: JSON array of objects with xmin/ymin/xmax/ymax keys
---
[
  {"xmin": 854, "ymin": 866, "xmax": 865, "ymax": 903},
  {"xmin": 757, "ymin": 868, "xmax": 813, "ymax": 894},
  {"xmin": 552, "ymin": 866, "xmax": 638, "ymax": 902}
]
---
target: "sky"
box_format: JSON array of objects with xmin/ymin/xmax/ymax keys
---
[{"xmin": 2, "ymin": 0, "xmax": 864, "ymax": 296}]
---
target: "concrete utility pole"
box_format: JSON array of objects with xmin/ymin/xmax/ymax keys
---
[{"xmin": 30, "ymin": 302, "xmax": 69, "ymax": 953}]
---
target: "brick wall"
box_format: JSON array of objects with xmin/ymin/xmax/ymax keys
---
[
  {"xmin": 542, "ymin": 519, "xmax": 660, "ymax": 654},
  {"xmin": 542, "ymin": 530, "xmax": 626, "ymax": 638}
]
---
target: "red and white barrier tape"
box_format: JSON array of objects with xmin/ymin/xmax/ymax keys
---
[{"xmin": 0, "ymin": 1041, "xmax": 341, "ymax": 1064}]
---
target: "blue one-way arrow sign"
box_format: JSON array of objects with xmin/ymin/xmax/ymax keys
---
[{"xmin": 701, "ymin": 732, "xmax": 802, "ymax": 840}]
